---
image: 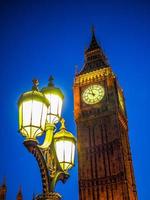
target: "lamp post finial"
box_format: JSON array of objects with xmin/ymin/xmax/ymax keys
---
[
  {"xmin": 32, "ymin": 79, "xmax": 39, "ymax": 91},
  {"xmin": 48, "ymin": 75, "xmax": 54, "ymax": 87},
  {"xmin": 60, "ymin": 118, "xmax": 66, "ymax": 130}
]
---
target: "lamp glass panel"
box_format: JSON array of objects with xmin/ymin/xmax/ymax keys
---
[
  {"xmin": 45, "ymin": 94, "xmax": 63, "ymax": 123},
  {"xmin": 71, "ymin": 143, "xmax": 75, "ymax": 163},
  {"xmin": 41, "ymin": 105, "xmax": 48, "ymax": 130},
  {"xmin": 22, "ymin": 100, "xmax": 32, "ymax": 126},
  {"xmin": 30, "ymin": 127, "xmax": 38, "ymax": 138},
  {"xmin": 21, "ymin": 100, "xmax": 47, "ymax": 139},
  {"xmin": 32, "ymin": 100, "xmax": 43, "ymax": 127},
  {"xmin": 19, "ymin": 105, "xmax": 21, "ymax": 130},
  {"xmin": 33, "ymin": 128, "xmax": 42, "ymax": 137},
  {"xmin": 64, "ymin": 141, "xmax": 72, "ymax": 163},
  {"xmin": 25, "ymin": 127, "xmax": 30, "ymax": 136},
  {"xmin": 55, "ymin": 139, "xmax": 75, "ymax": 171},
  {"xmin": 55, "ymin": 140, "xmax": 64, "ymax": 162}
]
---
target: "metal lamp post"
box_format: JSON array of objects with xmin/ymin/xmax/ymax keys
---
[{"xmin": 18, "ymin": 77, "xmax": 76, "ymax": 200}]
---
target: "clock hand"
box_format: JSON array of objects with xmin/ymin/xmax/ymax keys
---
[
  {"xmin": 89, "ymin": 88, "xmax": 95, "ymax": 96},
  {"xmin": 91, "ymin": 90, "xmax": 95, "ymax": 96},
  {"xmin": 88, "ymin": 89, "xmax": 93, "ymax": 95},
  {"xmin": 89, "ymin": 91, "xmax": 95, "ymax": 96}
]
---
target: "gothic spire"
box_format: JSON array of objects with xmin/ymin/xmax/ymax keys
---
[
  {"xmin": 79, "ymin": 28, "xmax": 108, "ymax": 75},
  {"xmin": 32, "ymin": 193, "xmax": 35, "ymax": 200},
  {"xmin": 1, "ymin": 177, "xmax": 6, "ymax": 187},
  {"xmin": 0, "ymin": 177, "xmax": 7, "ymax": 200},
  {"xmin": 85, "ymin": 26, "xmax": 100, "ymax": 53},
  {"xmin": 16, "ymin": 186, "xmax": 23, "ymax": 200}
]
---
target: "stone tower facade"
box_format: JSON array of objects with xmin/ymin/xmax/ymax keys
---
[{"xmin": 73, "ymin": 30, "xmax": 138, "ymax": 200}]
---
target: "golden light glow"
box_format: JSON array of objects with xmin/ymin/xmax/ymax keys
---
[{"xmin": 45, "ymin": 94, "xmax": 63, "ymax": 123}]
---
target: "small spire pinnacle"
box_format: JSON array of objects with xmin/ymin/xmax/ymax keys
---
[
  {"xmin": 85, "ymin": 26, "xmax": 100, "ymax": 52},
  {"xmin": 0, "ymin": 177, "xmax": 7, "ymax": 193},
  {"xmin": 75, "ymin": 65, "xmax": 78, "ymax": 75},
  {"xmin": 91, "ymin": 25, "xmax": 95, "ymax": 35},
  {"xmin": 0, "ymin": 177, "xmax": 7, "ymax": 199},
  {"xmin": 60, "ymin": 118, "xmax": 66, "ymax": 130},
  {"xmin": 32, "ymin": 193, "xmax": 35, "ymax": 200},
  {"xmin": 2, "ymin": 177, "xmax": 6, "ymax": 186},
  {"xmin": 17, "ymin": 185, "xmax": 23, "ymax": 200},
  {"xmin": 18, "ymin": 185, "xmax": 22, "ymax": 194},
  {"xmin": 48, "ymin": 75, "xmax": 54, "ymax": 87},
  {"xmin": 32, "ymin": 79, "xmax": 39, "ymax": 91}
]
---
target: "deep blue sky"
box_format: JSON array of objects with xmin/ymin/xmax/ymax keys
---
[{"xmin": 0, "ymin": 0, "xmax": 150, "ymax": 199}]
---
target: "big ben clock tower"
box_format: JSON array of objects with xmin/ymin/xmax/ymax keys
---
[{"xmin": 73, "ymin": 30, "xmax": 138, "ymax": 200}]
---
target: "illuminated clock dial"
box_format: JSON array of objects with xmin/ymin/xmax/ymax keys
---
[{"xmin": 82, "ymin": 84, "xmax": 105, "ymax": 105}]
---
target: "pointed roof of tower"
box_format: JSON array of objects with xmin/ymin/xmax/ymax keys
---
[
  {"xmin": 0, "ymin": 177, "xmax": 6, "ymax": 190},
  {"xmin": 16, "ymin": 186, "xmax": 23, "ymax": 200},
  {"xmin": 1, "ymin": 177, "xmax": 6, "ymax": 187},
  {"xmin": 78, "ymin": 27, "xmax": 108, "ymax": 75},
  {"xmin": 32, "ymin": 193, "xmax": 35, "ymax": 200},
  {"xmin": 85, "ymin": 26, "xmax": 100, "ymax": 53},
  {"xmin": 0, "ymin": 177, "xmax": 7, "ymax": 197}
]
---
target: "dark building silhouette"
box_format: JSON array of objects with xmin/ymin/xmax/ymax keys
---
[
  {"xmin": 0, "ymin": 180, "xmax": 24, "ymax": 200},
  {"xmin": 0, "ymin": 179, "xmax": 7, "ymax": 200},
  {"xmin": 16, "ymin": 187, "xmax": 23, "ymax": 200},
  {"xmin": 74, "ymin": 30, "xmax": 138, "ymax": 200},
  {"xmin": 0, "ymin": 182, "xmax": 37, "ymax": 200}
]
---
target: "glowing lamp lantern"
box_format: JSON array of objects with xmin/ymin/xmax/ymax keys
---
[
  {"xmin": 41, "ymin": 76, "xmax": 64, "ymax": 124},
  {"xmin": 54, "ymin": 119, "xmax": 76, "ymax": 171},
  {"xmin": 18, "ymin": 80, "xmax": 49, "ymax": 141}
]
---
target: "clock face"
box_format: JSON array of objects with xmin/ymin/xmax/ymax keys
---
[{"xmin": 82, "ymin": 84, "xmax": 105, "ymax": 105}]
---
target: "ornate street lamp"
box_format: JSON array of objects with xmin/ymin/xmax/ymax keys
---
[
  {"xmin": 18, "ymin": 78, "xmax": 76, "ymax": 200},
  {"xmin": 54, "ymin": 119, "xmax": 76, "ymax": 172}
]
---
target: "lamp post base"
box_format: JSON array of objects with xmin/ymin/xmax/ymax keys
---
[{"xmin": 36, "ymin": 192, "xmax": 61, "ymax": 200}]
